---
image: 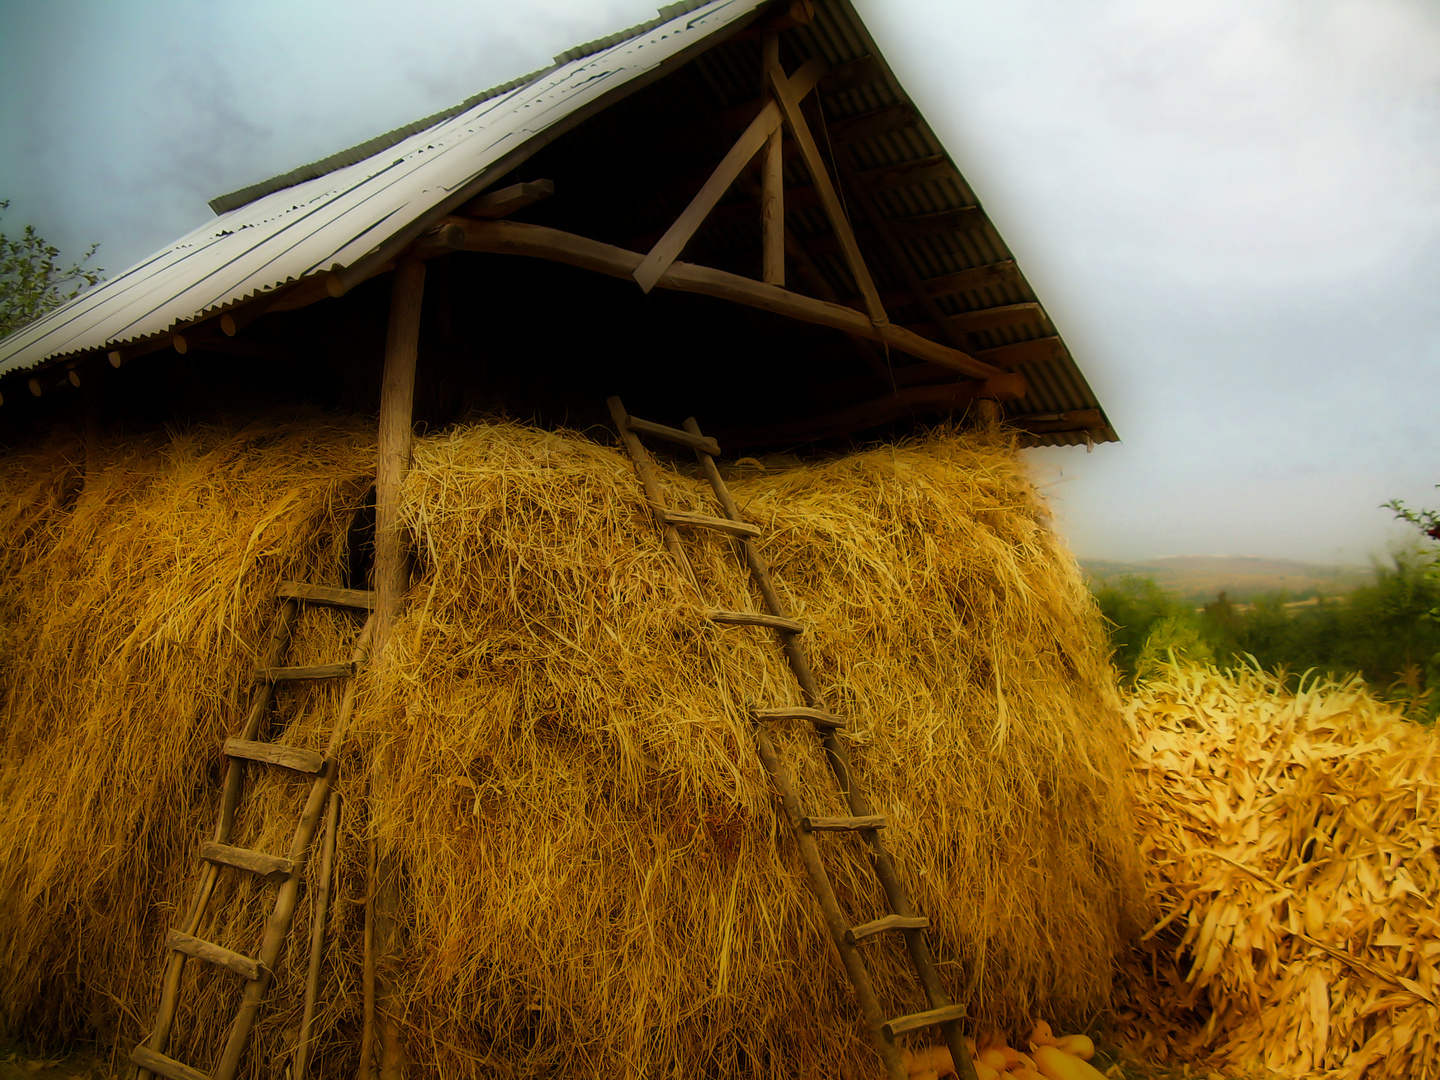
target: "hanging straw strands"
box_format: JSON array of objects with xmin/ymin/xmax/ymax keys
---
[{"xmin": 1117, "ymin": 662, "xmax": 1440, "ymax": 1079}]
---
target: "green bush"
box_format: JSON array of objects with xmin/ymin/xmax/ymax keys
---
[{"xmin": 1092, "ymin": 549, "xmax": 1440, "ymax": 720}]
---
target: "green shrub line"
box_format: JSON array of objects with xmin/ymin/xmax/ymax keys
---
[{"xmin": 1092, "ymin": 544, "xmax": 1440, "ymax": 722}]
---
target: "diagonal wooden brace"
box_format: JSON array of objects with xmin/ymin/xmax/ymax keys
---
[
  {"xmin": 767, "ymin": 62, "xmax": 889, "ymax": 329},
  {"xmin": 633, "ymin": 58, "xmax": 827, "ymax": 294}
]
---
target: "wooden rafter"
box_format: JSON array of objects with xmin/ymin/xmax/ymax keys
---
[
  {"xmin": 766, "ymin": 61, "xmax": 890, "ymax": 328},
  {"xmin": 975, "ymin": 336, "xmax": 1065, "ymax": 368},
  {"xmin": 924, "ymin": 259, "xmax": 1020, "ymax": 300},
  {"xmin": 457, "ymin": 179, "xmax": 554, "ymax": 219},
  {"xmin": 829, "ymin": 103, "xmax": 917, "ymax": 144},
  {"xmin": 824, "ymin": 112, "xmax": 978, "ymax": 355},
  {"xmin": 950, "ymin": 302, "xmax": 1044, "ymax": 332},
  {"xmin": 432, "ymin": 219, "xmax": 1001, "ymax": 379},
  {"xmin": 632, "ymin": 59, "xmax": 825, "ymax": 293}
]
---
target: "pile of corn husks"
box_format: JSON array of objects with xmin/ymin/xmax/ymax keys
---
[{"xmin": 1118, "ymin": 662, "xmax": 1440, "ymax": 1079}]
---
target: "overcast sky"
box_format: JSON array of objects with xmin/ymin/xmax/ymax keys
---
[{"xmin": 1, "ymin": 0, "xmax": 1436, "ymax": 565}]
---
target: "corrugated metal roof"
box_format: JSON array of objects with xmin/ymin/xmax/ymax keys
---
[
  {"xmin": 783, "ymin": 0, "xmax": 1116, "ymax": 442},
  {"xmin": 0, "ymin": 0, "xmax": 768, "ymax": 379},
  {"xmin": 207, "ymin": 0, "xmax": 721, "ymax": 216},
  {"xmin": 0, "ymin": 0, "xmax": 1115, "ymax": 447}
]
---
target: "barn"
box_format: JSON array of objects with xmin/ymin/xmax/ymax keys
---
[{"xmin": 0, "ymin": 2, "xmax": 1137, "ymax": 1078}]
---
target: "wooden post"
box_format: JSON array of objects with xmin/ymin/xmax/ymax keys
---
[
  {"xmin": 374, "ymin": 255, "xmax": 425, "ymax": 650},
  {"xmin": 370, "ymin": 255, "xmax": 425, "ymax": 1080},
  {"xmin": 760, "ymin": 29, "xmax": 785, "ymax": 287}
]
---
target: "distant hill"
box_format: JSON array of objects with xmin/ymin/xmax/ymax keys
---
[{"xmin": 1081, "ymin": 555, "xmax": 1371, "ymax": 604}]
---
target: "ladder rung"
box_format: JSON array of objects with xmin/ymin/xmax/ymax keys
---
[
  {"xmin": 254, "ymin": 662, "xmax": 355, "ymax": 682},
  {"xmin": 882, "ymin": 1003, "xmax": 968, "ymax": 1040},
  {"xmin": 167, "ymin": 928, "xmax": 268, "ymax": 980},
  {"xmin": 131, "ymin": 1046, "xmax": 211, "ymax": 1080},
  {"xmin": 276, "ymin": 580, "xmax": 375, "ymax": 611},
  {"xmin": 801, "ymin": 814, "xmax": 888, "ymax": 832},
  {"xmin": 624, "ymin": 415, "xmax": 722, "ymax": 456},
  {"xmin": 753, "ymin": 705, "xmax": 845, "ymax": 730},
  {"xmin": 201, "ymin": 841, "xmax": 294, "ymax": 880},
  {"xmin": 658, "ymin": 508, "xmax": 760, "ymax": 539},
  {"xmin": 224, "ymin": 738, "xmax": 325, "ymax": 774},
  {"xmin": 709, "ymin": 611, "xmax": 804, "ymax": 634},
  {"xmin": 845, "ymin": 914, "xmax": 929, "ymax": 945}
]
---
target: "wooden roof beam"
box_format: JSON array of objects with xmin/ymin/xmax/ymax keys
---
[
  {"xmin": 725, "ymin": 0, "xmax": 815, "ymax": 41},
  {"xmin": 888, "ymin": 207, "xmax": 986, "ymax": 240},
  {"xmin": 431, "ymin": 219, "xmax": 1001, "ymax": 379},
  {"xmin": 950, "ymin": 302, "xmax": 1045, "ymax": 332},
  {"xmin": 623, "ymin": 184, "xmax": 821, "ymax": 250},
  {"xmin": 923, "ymin": 259, "xmax": 1020, "ymax": 299},
  {"xmin": 456, "ymin": 179, "xmax": 554, "ymax": 220},
  {"xmin": 975, "ymin": 336, "xmax": 1066, "ymax": 368},
  {"xmin": 728, "ymin": 169, "xmax": 897, "ymax": 386},
  {"xmin": 901, "ymin": 305, "xmax": 1047, "ymax": 342},
  {"xmin": 828, "ymin": 103, "xmax": 917, "ymax": 145}
]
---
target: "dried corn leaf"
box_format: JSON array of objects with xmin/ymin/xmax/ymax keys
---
[{"xmin": 1117, "ymin": 662, "xmax": 1440, "ymax": 1080}]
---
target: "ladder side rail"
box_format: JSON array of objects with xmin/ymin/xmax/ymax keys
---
[
  {"xmin": 214, "ymin": 759, "xmax": 337, "ymax": 1080},
  {"xmin": 752, "ymin": 725, "xmax": 907, "ymax": 1080},
  {"xmin": 682, "ymin": 418, "xmax": 792, "ymax": 619},
  {"xmin": 138, "ymin": 598, "xmax": 301, "ymax": 1075},
  {"xmin": 294, "ymin": 792, "xmax": 342, "ymax": 1080},
  {"xmin": 607, "ymin": 396, "xmax": 698, "ymax": 588},
  {"xmin": 213, "ymin": 612, "xmax": 375, "ymax": 1080},
  {"xmin": 322, "ymin": 618, "xmax": 375, "ymax": 757},
  {"xmin": 217, "ymin": 598, "xmax": 304, "ymax": 841},
  {"xmin": 684, "ymin": 417, "xmax": 979, "ymax": 1080},
  {"xmin": 818, "ymin": 728, "xmax": 978, "ymax": 1080}
]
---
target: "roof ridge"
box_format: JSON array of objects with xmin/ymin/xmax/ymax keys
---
[{"xmin": 207, "ymin": 0, "xmax": 722, "ymax": 217}]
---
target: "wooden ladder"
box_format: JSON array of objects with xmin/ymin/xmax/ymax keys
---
[
  {"xmin": 131, "ymin": 581, "xmax": 377, "ymax": 1080},
  {"xmin": 607, "ymin": 397, "xmax": 979, "ymax": 1080}
]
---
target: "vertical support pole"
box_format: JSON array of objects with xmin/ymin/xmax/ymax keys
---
[
  {"xmin": 760, "ymin": 29, "xmax": 785, "ymax": 288},
  {"xmin": 374, "ymin": 255, "xmax": 426, "ymax": 652},
  {"xmin": 370, "ymin": 255, "xmax": 425, "ymax": 1080}
]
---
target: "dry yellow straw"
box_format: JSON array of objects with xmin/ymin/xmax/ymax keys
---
[
  {"xmin": 0, "ymin": 416, "xmax": 1141, "ymax": 1078},
  {"xmin": 1117, "ymin": 661, "xmax": 1440, "ymax": 1079}
]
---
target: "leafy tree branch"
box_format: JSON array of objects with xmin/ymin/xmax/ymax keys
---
[{"xmin": 0, "ymin": 199, "xmax": 103, "ymax": 339}]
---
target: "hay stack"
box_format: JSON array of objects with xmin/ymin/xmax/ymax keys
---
[
  {"xmin": 1118, "ymin": 662, "xmax": 1440, "ymax": 1079},
  {"xmin": 0, "ymin": 417, "xmax": 1140, "ymax": 1078}
]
